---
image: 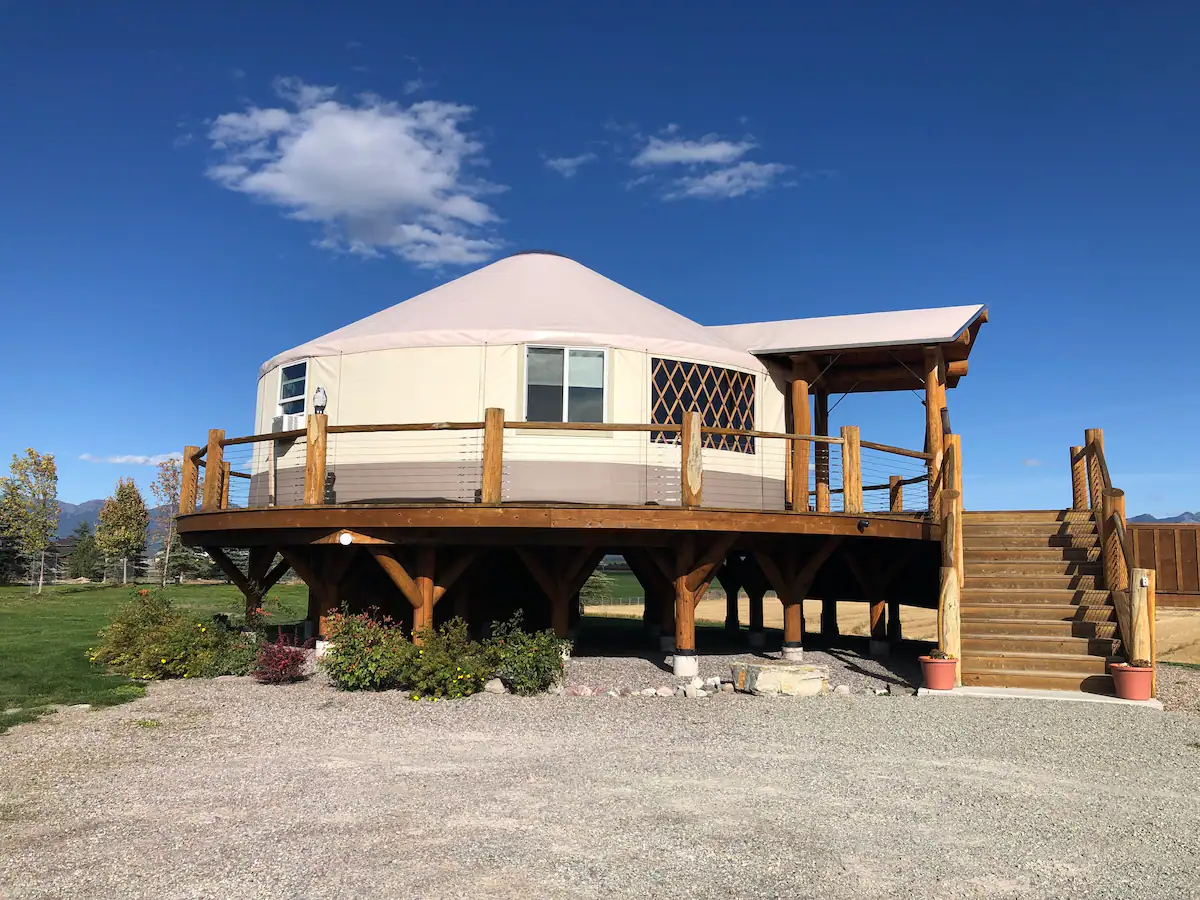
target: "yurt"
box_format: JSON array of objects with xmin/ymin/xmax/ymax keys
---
[{"xmin": 250, "ymin": 251, "xmax": 789, "ymax": 509}]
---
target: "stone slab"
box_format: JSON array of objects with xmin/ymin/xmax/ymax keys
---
[
  {"xmin": 731, "ymin": 661, "xmax": 829, "ymax": 697},
  {"xmin": 916, "ymin": 686, "xmax": 1163, "ymax": 710}
]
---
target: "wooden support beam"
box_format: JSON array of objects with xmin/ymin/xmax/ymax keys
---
[
  {"xmin": 681, "ymin": 409, "xmax": 703, "ymax": 508},
  {"xmin": 684, "ymin": 533, "xmax": 738, "ymax": 592},
  {"xmin": 889, "ymin": 475, "xmax": 903, "ymax": 513},
  {"xmin": 1070, "ymin": 445, "xmax": 1088, "ymax": 511},
  {"xmin": 304, "ymin": 414, "xmax": 328, "ymax": 506},
  {"xmin": 820, "ymin": 599, "xmax": 839, "ymax": 639},
  {"xmin": 790, "ymin": 379, "xmax": 811, "ymax": 512},
  {"xmin": 205, "ymin": 547, "xmax": 254, "ymax": 598},
  {"xmin": 814, "ymin": 391, "xmax": 831, "ymax": 513},
  {"xmin": 180, "ymin": 446, "xmax": 200, "ymax": 515},
  {"xmin": 201, "ymin": 429, "xmax": 225, "ymax": 512},
  {"xmin": 938, "ymin": 565, "xmax": 962, "ymax": 685},
  {"xmin": 716, "ymin": 565, "xmax": 742, "ymax": 634},
  {"xmin": 432, "ymin": 549, "xmax": 478, "ymax": 605},
  {"xmin": 220, "ymin": 461, "xmax": 231, "ymax": 510},
  {"xmin": 259, "ymin": 558, "xmax": 291, "ymax": 596},
  {"xmin": 674, "ymin": 537, "xmax": 698, "ymax": 653},
  {"xmin": 1128, "ymin": 568, "xmax": 1154, "ymax": 675},
  {"xmin": 414, "ymin": 546, "xmax": 436, "ymax": 636},
  {"xmin": 481, "ymin": 407, "xmax": 504, "ymax": 505},
  {"xmin": 369, "ymin": 547, "xmax": 423, "ymax": 608},
  {"xmin": 924, "ymin": 346, "xmax": 945, "ymax": 509},
  {"xmin": 840, "ymin": 426, "xmax": 862, "ymax": 515}
]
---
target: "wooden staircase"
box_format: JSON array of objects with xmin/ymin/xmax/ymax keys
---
[{"xmin": 959, "ymin": 510, "xmax": 1118, "ymax": 692}]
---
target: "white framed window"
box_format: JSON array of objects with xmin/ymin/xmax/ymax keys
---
[
  {"xmin": 525, "ymin": 346, "xmax": 606, "ymax": 423},
  {"xmin": 278, "ymin": 361, "xmax": 307, "ymax": 416}
]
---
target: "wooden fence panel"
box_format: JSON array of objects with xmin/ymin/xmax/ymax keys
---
[{"xmin": 1130, "ymin": 524, "xmax": 1200, "ymax": 608}]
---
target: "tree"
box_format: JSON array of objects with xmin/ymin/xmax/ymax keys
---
[
  {"xmin": 95, "ymin": 478, "xmax": 149, "ymax": 585},
  {"xmin": 0, "ymin": 449, "xmax": 59, "ymax": 593},
  {"xmin": 150, "ymin": 457, "xmax": 182, "ymax": 586},
  {"xmin": 66, "ymin": 521, "xmax": 101, "ymax": 581}
]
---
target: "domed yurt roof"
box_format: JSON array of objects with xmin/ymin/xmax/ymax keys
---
[{"xmin": 260, "ymin": 251, "xmax": 758, "ymax": 375}]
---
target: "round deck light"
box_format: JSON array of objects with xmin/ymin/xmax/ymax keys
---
[{"xmin": 338, "ymin": 531, "xmax": 353, "ymax": 545}]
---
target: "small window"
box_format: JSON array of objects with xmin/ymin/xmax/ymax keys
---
[
  {"xmin": 525, "ymin": 347, "xmax": 605, "ymax": 423},
  {"xmin": 279, "ymin": 362, "xmax": 307, "ymax": 416}
]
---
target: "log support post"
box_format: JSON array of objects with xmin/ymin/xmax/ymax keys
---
[
  {"xmin": 844, "ymin": 546, "xmax": 916, "ymax": 658},
  {"xmin": 790, "ymin": 379, "xmax": 811, "ymax": 512},
  {"xmin": 756, "ymin": 538, "xmax": 843, "ymax": 661},
  {"xmin": 820, "ymin": 599, "xmax": 839, "ymax": 641},
  {"xmin": 200, "ymin": 429, "xmax": 225, "ymax": 512},
  {"xmin": 517, "ymin": 546, "xmax": 603, "ymax": 639},
  {"xmin": 666, "ymin": 534, "xmax": 737, "ymax": 675},
  {"xmin": 938, "ymin": 566, "xmax": 962, "ymax": 685},
  {"xmin": 369, "ymin": 546, "xmax": 477, "ymax": 643},
  {"xmin": 924, "ymin": 346, "xmax": 946, "ymax": 510},
  {"xmin": 204, "ymin": 545, "xmax": 289, "ymax": 622},
  {"xmin": 814, "ymin": 390, "xmax": 831, "ymax": 513},
  {"xmin": 180, "ymin": 446, "xmax": 200, "ymax": 515},
  {"xmin": 681, "ymin": 409, "xmax": 703, "ymax": 508},
  {"xmin": 481, "ymin": 407, "xmax": 504, "ymax": 505},
  {"xmin": 303, "ymin": 414, "xmax": 328, "ymax": 506},
  {"xmin": 716, "ymin": 560, "xmax": 743, "ymax": 636},
  {"xmin": 841, "ymin": 425, "xmax": 862, "ymax": 515},
  {"xmin": 889, "ymin": 475, "xmax": 903, "ymax": 513},
  {"xmin": 747, "ymin": 587, "xmax": 766, "ymax": 648},
  {"xmin": 624, "ymin": 548, "xmax": 674, "ymax": 644},
  {"xmin": 1069, "ymin": 445, "xmax": 1088, "ymax": 511},
  {"xmin": 280, "ymin": 547, "xmax": 356, "ymax": 641}
]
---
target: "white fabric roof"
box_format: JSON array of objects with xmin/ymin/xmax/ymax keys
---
[
  {"xmin": 708, "ymin": 304, "xmax": 988, "ymax": 355},
  {"xmin": 261, "ymin": 252, "xmax": 761, "ymax": 376}
]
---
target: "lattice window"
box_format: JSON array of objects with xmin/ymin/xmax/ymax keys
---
[{"xmin": 650, "ymin": 358, "xmax": 756, "ymax": 454}]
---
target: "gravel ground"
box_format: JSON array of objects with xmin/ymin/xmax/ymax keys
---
[{"xmin": 2, "ymin": 650, "xmax": 1198, "ymax": 900}]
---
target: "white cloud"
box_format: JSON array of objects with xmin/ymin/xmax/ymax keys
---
[
  {"xmin": 544, "ymin": 152, "xmax": 597, "ymax": 178},
  {"xmin": 1022, "ymin": 458, "xmax": 1043, "ymax": 468},
  {"xmin": 666, "ymin": 160, "xmax": 790, "ymax": 200},
  {"xmin": 80, "ymin": 453, "xmax": 182, "ymax": 466},
  {"xmin": 403, "ymin": 78, "xmax": 429, "ymax": 95},
  {"xmin": 206, "ymin": 77, "xmax": 503, "ymax": 267},
  {"xmin": 632, "ymin": 134, "xmax": 755, "ymax": 167}
]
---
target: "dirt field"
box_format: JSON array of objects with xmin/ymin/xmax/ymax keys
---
[{"xmin": 588, "ymin": 598, "xmax": 1200, "ymax": 664}]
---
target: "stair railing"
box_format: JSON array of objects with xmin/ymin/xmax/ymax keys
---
[{"xmin": 1076, "ymin": 430, "xmax": 1157, "ymax": 684}]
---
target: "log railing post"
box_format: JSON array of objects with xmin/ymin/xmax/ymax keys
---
[
  {"xmin": 1128, "ymin": 567, "xmax": 1153, "ymax": 668},
  {"xmin": 681, "ymin": 409, "xmax": 703, "ymax": 508},
  {"xmin": 481, "ymin": 407, "xmax": 504, "ymax": 505},
  {"xmin": 200, "ymin": 429, "xmax": 225, "ymax": 512},
  {"xmin": 938, "ymin": 566, "xmax": 962, "ymax": 685},
  {"xmin": 941, "ymin": 489, "xmax": 963, "ymax": 595},
  {"xmin": 924, "ymin": 346, "xmax": 946, "ymax": 509},
  {"xmin": 889, "ymin": 475, "xmax": 903, "ymax": 513},
  {"xmin": 814, "ymin": 390, "xmax": 831, "ymax": 513},
  {"xmin": 1070, "ymin": 445, "xmax": 1088, "ymax": 511},
  {"xmin": 1102, "ymin": 488, "xmax": 1127, "ymax": 594},
  {"xmin": 180, "ymin": 446, "xmax": 200, "ymax": 515},
  {"xmin": 303, "ymin": 414, "xmax": 328, "ymax": 506},
  {"xmin": 790, "ymin": 379, "xmax": 811, "ymax": 512},
  {"xmin": 220, "ymin": 461, "xmax": 231, "ymax": 510},
  {"xmin": 1084, "ymin": 428, "xmax": 1105, "ymax": 514},
  {"xmin": 841, "ymin": 425, "xmax": 862, "ymax": 514}
]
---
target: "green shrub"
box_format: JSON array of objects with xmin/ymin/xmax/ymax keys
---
[
  {"xmin": 489, "ymin": 613, "xmax": 569, "ymax": 696},
  {"xmin": 403, "ymin": 619, "xmax": 494, "ymax": 700},
  {"xmin": 321, "ymin": 613, "xmax": 411, "ymax": 691},
  {"xmin": 92, "ymin": 587, "xmax": 258, "ymax": 680}
]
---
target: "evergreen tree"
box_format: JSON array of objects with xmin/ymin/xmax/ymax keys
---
[
  {"xmin": 95, "ymin": 478, "xmax": 149, "ymax": 585},
  {"xmin": 66, "ymin": 521, "xmax": 101, "ymax": 581}
]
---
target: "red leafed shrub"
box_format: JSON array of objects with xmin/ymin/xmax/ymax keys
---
[{"xmin": 253, "ymin": 635, "xmax": 312, "ymax": 684}]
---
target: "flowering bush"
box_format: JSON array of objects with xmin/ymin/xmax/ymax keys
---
[
  {"xmin": 489, "ymin": 613, "xmax": 570, "ymax": 696},
  {"xmin": 93, "ymin": 588, "xmax": 258, "ymax": 680},
  {"xmin": 321, "ymin": 613, "xmax": 411, "ymax": 691},
  {"xmin": 253, "ymin": 635, "xmax": 312, "ymax": 684},
  {"xmin": 402, "ymin": 619, "xmax": 494, "ymax": 700}
]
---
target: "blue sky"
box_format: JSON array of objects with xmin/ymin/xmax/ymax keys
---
[{"xmin": 1, "ymin": 1, "xmax": 1197, "ymax": 514}]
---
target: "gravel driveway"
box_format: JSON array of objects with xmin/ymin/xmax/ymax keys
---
[{"xmin": 2, "ymin": 651, "xmax": 1198, "ymax": 900}]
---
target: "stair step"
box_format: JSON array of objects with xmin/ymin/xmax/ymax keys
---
[
  {"xmin": 964, "ymin": 574, "xmax": 1100, "ymax": 590},
  {"xmin": 962, "ymin": 510, "xmax": 1096, "ymax": 524},
  {"xmin": 967, "ymin": 561, "xmax": 1102, "ymax": 576},
  {"xmin": 963, "ymin": 651, "xmax": 1113, "ymax": 675},
  {"xmin": 962, "ymin": 603, "xmax": 1115, "ymax": 622},
  {"xmin": 960, "ymin": 670, "xmax": 1115, "ymax": 693},
  {"xmin": 963, "ymin": 523, "xmax": 1098, "ymax": 538},
  {"xmin": 963, "ymin": 534, "xmax": 1100, "ymax": 549},
  {"xmin": 961, "ymin": 619, "xmax": 1119, "ymax": 639},
  {"xmin": 963, "ymin": 547, "xmax": 1102, "ymax": 563},
  {"xmin": 962, "ymin": 588, "xmax": 1112, "ymax": 606},
  {"xmin": 962, "ymin": 634, "xmax": 1118, "ymax": 656}
]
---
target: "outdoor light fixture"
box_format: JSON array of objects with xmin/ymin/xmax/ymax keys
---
[
  {"xmin": 313, "ymin": 386, "xmax": 327, "ymax": 414},
  {"xmin": 857, "ymin": 519, "xmax": 870, "ymax": 532}
]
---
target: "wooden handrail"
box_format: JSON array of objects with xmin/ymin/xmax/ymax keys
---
[
  {"xmin": 860, "ymin": 440, "xmax": 932, "ymax": 461},
  {"xmin": 1088, "ymin": 438, "xmax": 1113, "ymax": 491},
  {"xmin": 507, "ymin": 421, "xmax": 681, "ymax": 433},
  {"xmin": 1112, "ymin": 512, "xmax": 1134, "ymax": 573}
]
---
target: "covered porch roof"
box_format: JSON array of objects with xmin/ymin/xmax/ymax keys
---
[{"xmin": 709, "ymin": 304, "xmax": 989, "ymax": 393}]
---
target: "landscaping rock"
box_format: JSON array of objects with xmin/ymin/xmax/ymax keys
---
[
  {"xmin": 683, "ymin": 684, "xmax": 699, "ymax": 699},
  {"xmin": 704, "ymin": 676, "xmax": 722, "ymax": 690},
  {"xmin": 640, "ymin": 688, "xmax": 657, "ymax": 697},
  {"xmin": 484, "ymin": 678, "xmax": 507, "ymax": 695},
  {"xmin": 655, "ymin": 686, "xmax": 673, "ymax": 698},
  {"xmin": 834, "ymin": 684, "xmax": 851, "ymax": 696},
  {"xmin": 730, "ymin": 661, "xmax": 829, "ymax": 697},
  {"xmin": 720, "ymin": 682, "xmax": 734, "ymax": 693},
  {"xmin": 689, "ymin": 676, "xmax": 704, "ymax": 689},
  {"xmin": 605, "ymin": 690, "xmax": 620, "ymax": 698}
]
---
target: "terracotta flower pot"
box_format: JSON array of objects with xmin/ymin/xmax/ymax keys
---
[
  {"xmin": 1111, "ymin": 664, "xmax": 1154, "ymax": 701},
  {"xmin": 919, "ymin": 656, "xmax": 957, "ymax": 691}
]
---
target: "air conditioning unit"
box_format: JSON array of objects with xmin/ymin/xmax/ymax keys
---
[{"xmin": 271, "ymin": 413, "xmax": 306, "ymax": 433}]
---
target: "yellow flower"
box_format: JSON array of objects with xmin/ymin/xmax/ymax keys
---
[{"xmin": 161, "ymin": 658, "xmax": 167, "ymax": 663}]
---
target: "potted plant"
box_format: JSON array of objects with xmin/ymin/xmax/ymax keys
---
[
  {"xmin": 919, "ymin": 648, "xmax": 958, "ymax": 691},
  {"xmin": 1110, "ymin": 659, "xmax": 1153, "ymax": 701}
]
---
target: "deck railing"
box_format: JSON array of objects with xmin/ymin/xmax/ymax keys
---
[
  {"xmin": 935, "ymin": 423, "xmax": 965, "ymax": 684},
  {"xmin": 180, "ymin": 409, "xmax": 935, "ymax": 518},
  {"xmin": 1072, "ymin": 430, "xmax": 1157, "ymax": 680}
]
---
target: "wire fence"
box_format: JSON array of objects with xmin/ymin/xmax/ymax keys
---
[{"xmin": 859, "ymin": 445, "xmax": 930, "ymax": 515}]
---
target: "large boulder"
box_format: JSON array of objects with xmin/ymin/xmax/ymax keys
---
[{"xmin": 730, "ymin": 661, "xmax": 830, "ymax": 697}]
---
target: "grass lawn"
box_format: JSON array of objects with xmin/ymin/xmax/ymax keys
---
[{"xmin": 0, "ymin": 582, "xmax": 308, "ymax": 734}]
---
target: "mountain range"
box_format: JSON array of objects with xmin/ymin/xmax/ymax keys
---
[
  {"xmin": 57, "ymin": 500, "xmax": 170, "ymax": 539},
  {"xmin": 1128, "ymin": 512, "xmax": 1199, "ymax": 524}
]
